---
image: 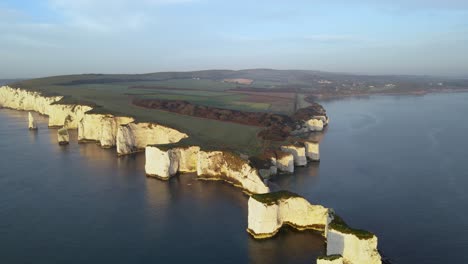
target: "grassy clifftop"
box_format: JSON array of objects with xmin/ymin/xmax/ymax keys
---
[{"xmin": 10, "ymin": 69, "xmax": 459, "ymax": 154}]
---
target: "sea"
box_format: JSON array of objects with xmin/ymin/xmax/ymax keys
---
[{"xmin": 1, "ymin": 92, "xmax": 467, "ymax": 264}]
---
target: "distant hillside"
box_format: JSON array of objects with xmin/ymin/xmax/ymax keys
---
[
  {"xmin": 8, "ymin": 69, "xmax": 468, "ymax": 93},
  {"xmin": 0, "ymin": 79, "xmax": 23, "ymax": 86}
]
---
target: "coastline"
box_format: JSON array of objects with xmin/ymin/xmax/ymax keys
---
[
  {"xmin": 0, "ymin": 85, "xmax": 385, "ymax": 264},
  {"xmin": 307, "ymin": 87, "xmax": 468, "ymax": 102}
]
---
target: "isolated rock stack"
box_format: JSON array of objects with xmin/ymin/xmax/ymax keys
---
[
  {"xmin": 28, "ymin": 112, "xmax": 37, "ymax": 130},
  {"xmin": 57, "ymin": 127, "xmax": 69, "ymax": 145}
]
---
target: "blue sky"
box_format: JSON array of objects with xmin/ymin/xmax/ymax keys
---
[{"xmin": 1, "ymin": 0, "xmax": 467, "ymax": 78}]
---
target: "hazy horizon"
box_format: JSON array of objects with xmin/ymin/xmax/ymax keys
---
[
  {"xmin": 1, "ymin": 68, "xmax": 468, "ymax": 81},
  {"xmin": 1, "ymin": 0, "xmax": 468, "ymax": 78}
]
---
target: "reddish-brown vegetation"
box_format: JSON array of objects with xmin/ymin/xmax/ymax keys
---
[{"xmin": 133, "ymin": 98, "xmax": 326, "ymax": 141}]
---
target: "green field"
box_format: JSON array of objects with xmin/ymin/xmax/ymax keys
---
[
  {"xmin": 10, "ymin": 69, "xmax": 457, "ymax": 154},
  {"xmin": 9, "ymin": 71, "xmax": 302, "ymax": 155}
]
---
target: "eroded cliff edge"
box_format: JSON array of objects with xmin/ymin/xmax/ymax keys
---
[
  {"xmin": 0, "ymin": 85, "xmax": 325, "ymax": 195},
  {"xmin": 0, "ymin": 86, "xmax": 187, "ymax": 152},
  {"xmin": 247, "ymin": 191, "xmax": 383, "ymax": 264},
  {"xmin": 247, "ymin": 191, "xmax": 331, "ymax": 238},
  {"xmin": 1, "ymin": 85, "xmax": 386, "ymax": 264},
  {"xmin": 145, "ymin": 144, "xmax": 270, "ymax": 194}
]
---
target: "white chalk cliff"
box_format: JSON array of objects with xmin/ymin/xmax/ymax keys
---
[
  {"xmin": 327, "ymin": 218, "xmax": 382, "ymax": 264},
  {"xmin": 306, "ymin": 118, "xmax": 324, "ymax": 132},
  {"xmin": 316, "ymin": 255, "xmax": 343, "ymax": 264},
  {"xmin": 0, "ymin": 86, "xmax": 61, "ymax": 114},
  {"xmin": 28, "ymin": 112, "xmax": 37, "ymax": 130},
  {"xmin": 247, "ymin": 191, "xmax": 330, "ymax": 238},
  {"xmin": 48, "ymin": 104, "xmax": 92, "ymax": 128},
  {"xmin": 304, "ymin": 141, "xmax": 320, "ymax": 161},
  {"xmin": 197, "ymin": 150, "xmax": 269, "ymax": 194},
  {"xmin": 313, "ymin": 115, "xmax": 329, "ymax": 126},
  {"xmin": 171, "ymin": 146, "xmax": 200, "ymax": 172},
  {"xmin": 145, "ymin": 145, "xmax": 269, "ymax": 194},
  {"xmin": 0, "ymin": 86, "xmax": 188, "ymax": 153},
  {"xmin": 145, "ymin": 146, "xmax": 179, "ymax": 179},
  {"xmin": 117, "ymin": 122, "xmax": 188, "ymax": 155},
  {"xmin": 280, "ymin": 144, "xmax": 307, "ymax": 166},
  {"xmin": 275, "ymin": 151, "xmax": 295, "ymax": 173},
  {"xmin": 78, "ymin": 114, "xmax": 134, "ymax": 148},
  {"xmin": 6, "ymin": 86, "xmax": 379, "ymax": 264},
  {"xmin": 0, "ymin": 86, "xmax": 92, "ymax": 128},
  {"xmin": 247, "ymin": 191, "xmax": 382, "ymax": 264}
]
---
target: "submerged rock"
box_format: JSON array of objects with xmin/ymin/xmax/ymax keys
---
[
  {"xmin": 57, "ymin": 127, "xmax": 69, "ymax": 145},
  {"xmin": 28, "ymin": 112, "xmax": 37, "ymax": 130},
  {"xmin": 247, "ymin": 191, "xmax": 331, "ymax": 239}
]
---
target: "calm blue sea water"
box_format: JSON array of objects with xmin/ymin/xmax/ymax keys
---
[{"xmin": 1, "ymin": 92, "xmax": 467, "ymax": 264}]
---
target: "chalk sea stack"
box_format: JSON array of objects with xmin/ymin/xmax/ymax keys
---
[
  {"xmin": 247, "ymin": 191, "xmax": 383, "ymax": 264},
  {"xmin": 28, "ymin": 112, "xmax": 37, "ymax": 130},
  {"xmin": 326, "ymin": 215, "xmax": 382, "ymax": 264},
  {"xmin": 57, "ymin": 127, "xmax": 69, "ymax": 145},
  {"xmin": 304, "ymin": 141, "xmax": 320, "ymax": 161}
]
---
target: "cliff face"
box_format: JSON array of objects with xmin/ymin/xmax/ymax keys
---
[
  {"xmin": 0, "ymin": 86, "xmax": 92, "ymax": 128},
  {"xmin": 247, "ymin": 191, "xmax": 382, "ymax": 264},
  {"xmin": 116, "ymin": 122, "xmax": 188, "ymax": 155},
  {"xmin": 145, "ymin": 146, "xmax": 179, "ymax": 179},
  {"xmin": 78, "ymin": 114, "xmax": 134, "ymax": 148},
  {"xmin": 48, "ymin": 104, "xmax": 92, "ymax": 128},
  {"xmin": 280, "ymin": 144, "xmax": 307, "ymax": 166},
  {"xmin": 171, "ymin": 146, "xmax": 200, "ymax": 172},
  {"xmin": 306, "ymin": 118, "xmax": 324, "ymax": 132},
  {"xmin": 304, "ymin": 141, "xmax": 320, "ymax": 161},
  {"xmin": 327, "ymin": 227, "xmax": 382, "ymax": 264},
  {"xmin": 313, "ymin": 115, "xmax": 329, "ymax": 126},
  {"xmin": 275, "ymin": 151, "xmax": 294, "ymax": 173},
  {"xmin": 197, "ymin": 150, "xmax": 269, "ymax": 194},
  {"xmin": 145, "ymin": 145, "xmax": 269, "ymax": 194},
  {"xmin": 247, "ymin": 191, "xmax": 330, "ymax": 238},
  {"xmin": 0, "ymin": 86, "xmax": 61, "ymax": 114},
  {"xmin": 1, "ymin": 86, "xmax": 188, "ymax": 153}
]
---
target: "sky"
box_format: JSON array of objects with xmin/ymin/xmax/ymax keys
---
[{"xmin": 1, "ymin": 0, "xmax": 467, "ymax": 78}]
